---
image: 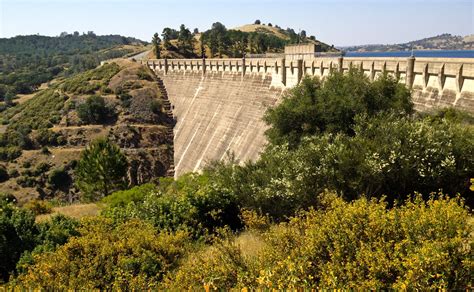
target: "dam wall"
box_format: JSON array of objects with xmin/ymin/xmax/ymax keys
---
[
  {"xmin": 147, "ymin": 57, "xmax": 474, "ymax": 176},
  {"xmin": 148, "ymin": 59, "xmax": 284, "ymax": 176}
]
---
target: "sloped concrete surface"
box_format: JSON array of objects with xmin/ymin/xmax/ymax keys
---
[{"xmin": 157, "ymin": 71, "xmax": 283, "ymax": 176}]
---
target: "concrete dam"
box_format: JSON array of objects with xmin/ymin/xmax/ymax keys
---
[{"xmin": 147, "ymin": 56, "xmax": 474, "ymax": 176}]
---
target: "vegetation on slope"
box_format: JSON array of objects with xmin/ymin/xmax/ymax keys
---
[
  {"xmin": 0, "ymin": 61, "xmax": 174, "ymax": 202},
  {"xmin": 0, "ymin": 33, "xmax": 146, "ymax": 102},
  {"xmin": 3, "ymin": 188, "xmax": 472, "ymax": 289},
  {"xmin": 0, "ymin": 63, "xmax": 121, "ymax": 152},
  {"xmin": 151, "ymin": 22, "xmax": 337, "ymax": 59}
]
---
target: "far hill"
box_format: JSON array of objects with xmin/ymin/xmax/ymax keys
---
[
  {"xmin": 343, "ymin": 33, "xmax": 474, "ymax": 52},
  {"xmin": 0, "ymin": 33, "xmax": 148, "ymax": 102},
  {"xmin": 235, "ymin": 24, "xmax": 337, "ymax": 53},
  {"xmin": 150, "ymin": 22, "xmax": 338, "ymax": 59}
]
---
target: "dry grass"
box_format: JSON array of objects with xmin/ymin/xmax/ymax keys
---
[
  {"xmin": 234, "ymin": 24, "xmax": 289, "ymax": 40},
  {"xmin": 234, "ymin": 231, "xmax": 266, "ymax": 258},
  {"xmin": 36, "ymin": 203, "xmax": 101, "ymax": 222},
  {"xmin": 464, "ymin": 34, "xmax": 474, "ymax": 43}
]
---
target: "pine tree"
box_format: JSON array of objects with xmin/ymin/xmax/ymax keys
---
[
  {"xmin": 152, "ymin": 33, "xmax": 161, "ymax": 59},
  {"xmin": 76, "ymin": 138, "xmax": 128, "ymax": 201}
]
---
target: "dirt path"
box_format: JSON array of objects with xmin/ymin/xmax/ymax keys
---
[{"xmin": 51, "ymin": 123, "xmax": 168, "ymax": 131}]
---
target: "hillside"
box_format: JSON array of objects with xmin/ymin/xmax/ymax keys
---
[
  {"xmin": 0, "ymin": 33, "xmax": 148, "ymax": 104},
  {"xmin": 344, "ymin": 33, "xmax": 474, "ymax": 52},
  {"xmin": 235, "ymin": 24, "xmax": 292, "ymax": 40},
  {"xmin": 0, "ymin": 59, "xmax": 174, "ymax": 204},
  {"xmin": 235, "ymin": 24, "xmax": 337, "ymax": 52},
  {"xmin": 149, "ymin": 22, "xmax": 338, "ymax": 59}
]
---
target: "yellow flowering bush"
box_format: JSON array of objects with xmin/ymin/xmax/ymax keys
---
[
  {"xmin": 165, "ymin": 193, "xmax": 472, "ymax": 290},
  {"xmin": 254, "ymin": 193, "xmax": 472, "ymax": 289},
  {"xmin": 15, "ymin": 217, "xmax": 191, "ymax": 289},
  {"xmin": 163, "ymin": 229, "xmax": 256, "ymax": 290}
]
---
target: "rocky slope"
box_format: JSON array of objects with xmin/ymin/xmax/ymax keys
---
[{"xmin": 0, "ymin": 59, "xmax": 174, "ymax": 204}]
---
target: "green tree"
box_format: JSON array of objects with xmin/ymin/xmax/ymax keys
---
[
  {"xmin": 264, "ymin": 68, "xmax": 413, "ymax": 147},
  {"xmin": 76, "ymin": 138, "xmax": 128, "ymax": 201},
  {"xmin": 48, "ymin": 167, "xmax": 71, "ymax": 190},
  {"xmin": 0, "ymin": 201, "xmax": 37, "ymax": 283},
  {"xmin": 299, "ymin": 30, "xmax": 307, "ymax": 43},
  {"xmin": 200, "ymin": 35, "xmax": 206, "ymax": 58},
  {"xmin": 202, "ymin": 22, "xmax": 228, "ymax": 57},
  {"xmin": 0, "ymin": 165, "xmax": 8, "ymax": 182},
  {"xmin": 161, "ymin": 27, "xmax": 178, "ymax": 49},
  {"xmin": 151, "ymin": 33, "xmax": 161, "ymax": 59},
  {"xmin": 177, "ymin": 24, "xmax": 194, "ymax": 55}
]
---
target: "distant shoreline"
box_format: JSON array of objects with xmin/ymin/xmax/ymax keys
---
[
  {"xmin": 344, "ymin": 50, "xmax": 474, "ymax": 58},
  {"xmin": 345, "ymin": 49, "xmax": 474, "ymax": 53}
]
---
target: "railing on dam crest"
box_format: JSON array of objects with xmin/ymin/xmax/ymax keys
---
[{"xmin": 145, "ymin": 56, "xmax": 474, "ymax": 112}]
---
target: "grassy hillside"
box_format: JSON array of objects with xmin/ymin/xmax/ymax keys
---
[
  {"xmin": 150, "ymin": 22, "xmax": 338, "ymax": 59},
  {"xmin": 235, "ymin": 24, "xmax": 291, "ymax": 40},
  {"xmin": 0, "ymin": 60, "xmax": 174, "ymax": 204},
  {"xmin": 235, "ymin": 24, "xmax": 337, "ymax": 52}
]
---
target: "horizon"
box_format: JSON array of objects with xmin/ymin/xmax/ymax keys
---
[{"xmin": 0, "ymin": 0, "xmax": 473, "ymax": 47}]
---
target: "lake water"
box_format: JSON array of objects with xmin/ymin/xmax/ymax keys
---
[{"xmin": 345, "ymin": 50, "xmax": 474, "ymax": 58}]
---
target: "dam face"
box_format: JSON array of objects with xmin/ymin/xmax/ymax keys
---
[
  {"xmin": 156, "ymin": 69, "xmax": 283, "ymax": 176},
  {"xmin": 148, "ymin": 57, "xmax": 474, "ymax": 176}
]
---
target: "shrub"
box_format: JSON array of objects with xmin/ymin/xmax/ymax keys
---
[
  {"xmin": 16, "ymin": 214, "xmax": 80, "ymax": 274},
  {"xmin": 16, "ymin": 176, "xmax": 37, "ymax": 188},
  {"xmin": 16, "ymin": 218, "xmax": 191, "ymax": 289},
  {"xmin": 218, "ymin": 113, "xmax": 474, "ymax": 218},
  {"xmin": 41, "ymin": 146, "xmax": 50, "ymax": 155},
  {"xmin": 0, "ymin": 192, "xmax": 17, "ymax": 204},
  {"xmin": 102, "ymin": 183, "xmax": 156, "ymax": 208},
  {"xmin": 150, "ymin": 99, "xmax": 163, "ymax": 114},
  {"xmin": 61, "ymin": 63, "xmax": 120, "ymax": 95},
  {"xmin": 137, "ymin": 67, "xmax": 153, "ymax": 81},
  {"xmin": 0, "ymin": 89, "xmax": 67, "ymax": 136},
  {"xmin": 167, "ymin": 194, "xmax": 472, "ymax": 290},
  {"xmin": 118, "ymin": 93, "xmax": 132, "ymax": 108},
  {"xmin": 8, "ymin": 169, "xmax": 19, "ymax": 178},
  {"xmin": 0, "ymin": 146, "xmax": 22, "ymax": 161},
  {"xmin": 48, "ymin": 168, "xmax": 71, "ymax": 190},
  {"xmin": 252, "ymin": 194, "xmax": 472, "ymax": 290},
  {"xmin": 0, "ymin": 201, "xmax": 37, "ymax": 283},
  {"xmin": 0, "ymin": 165, "xmax": 9, "ymax": 182},
  {"xmin": 164, "ymin": 230, "xmax": 252, "ymax": 290},
  {"xmin": 32, "ymin": 129, "xmax": 64, "ymax": 147},
  {"xmin": 103, "ymin": 174, "xmax": 242, "ymax": 237},
  {"xmin": 33, "ymin": 162, "xmax": 51, "ymax": 176},
  {"xmin": 77, "ymin": 95, "xmax": 114, "ymax": 124},
  {"xmin": 23, "ymin": 199, "xmax": 53, "ymax": 216}
]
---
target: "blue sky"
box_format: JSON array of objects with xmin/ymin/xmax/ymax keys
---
[{"xmin": 0, "ymin": 0, "xmax": 472, "ymax": 46}]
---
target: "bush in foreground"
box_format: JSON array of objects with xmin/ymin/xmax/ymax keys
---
[
  {"xmin": 166, "ymin": 194, "xmax": 473, "ymax": 290},
  {"xmin": 16, "ymin": 218, "xmax": 190, "ymax": 290}
]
